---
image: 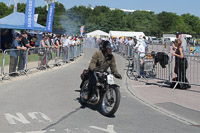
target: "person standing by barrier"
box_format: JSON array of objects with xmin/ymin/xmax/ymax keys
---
[
  {"xmin": 138, "ymin": 40, "xmax": 146, "ymax": 76},
  {"xmin": 69, "ymin": 37, "xmax": 75, "ymax": 61},
  {"xmin": 174, "ymin": 32, "xmax": 187, "ymax": 56},
  {"xmin": 63, "ymin": 36, "xmax": 70, "ymax": 63},
  {"xmin": 45, "ymin": 35, "xmax": 52, "ymax": 67},
  {"xmin": 79, "ymin": 36, "xmax": 84, "ymax": 54},
  {"xmin": 172, "ymin": 39, "xmax": 191, "ymax": 89},
  {"xmin": 18, "ymin": 31, "xmax": 33, "ymax": 72},
  {"xmin": 54, "ymin": 35, "xmax": 62, "ymax": 66},
  {"xmin": 38, "ymin": 35, "xmax": 50, "ymax": 70},
  {"xmin": 9, "ymin": 34, "xmax": 27, "ymax": 77}
]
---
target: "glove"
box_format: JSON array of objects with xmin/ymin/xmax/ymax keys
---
[
  {"xmin": 114, "ymin": 74, "xmax": 122, "ymax": 79},
  {"xmin": 106, "ymin": 54, "xmax": 113, "ymax": 61}
]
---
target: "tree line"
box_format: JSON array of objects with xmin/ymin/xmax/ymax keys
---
[{"xmin": 0, "ymin": 2, "xmax": 200, "ymax": 37}]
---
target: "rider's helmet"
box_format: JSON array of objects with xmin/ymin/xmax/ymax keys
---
[{"xmin": 102, "ymin": 40, "xmax": 112, "ymax": 53}]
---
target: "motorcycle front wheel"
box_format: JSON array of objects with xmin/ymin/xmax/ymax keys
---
[
  {"xmin": 99, "ymin": 86, "xmax": 121, "ymax": 117},
  {"xmin": 80, "ymin": 80, "xmax": 89, "ymax": 105}
]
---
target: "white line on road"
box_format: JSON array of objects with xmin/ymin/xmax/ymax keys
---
[{"xmin": 90, "ymin": 125, "xmax": 117, "ymax": 133}]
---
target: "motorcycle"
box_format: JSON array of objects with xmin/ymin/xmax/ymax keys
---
[{"xmin": 77, "ymin": 69, "xmax": 121, "ymax": 117}]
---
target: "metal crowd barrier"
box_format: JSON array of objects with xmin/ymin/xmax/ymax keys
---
[
  {"xmin": 171, "ymin": 54, "xmax": 200, "ymax": 87},
  {"xmin": 119, "ymin": 43, "xmax": 200, "ymax": 89},
  {"xmin": 0, "ymin": 44, "xmax": 84, "ymax": 80},
  {"xmin": 3, "ymin": 49, "xmax": 27, "ymax": 77},
  {"xmin": 0, "ymin": 49, "xmax": 3, "ymax": 80},
  {"xmin": 26, "ymin": 47, "xmax": 47, "ymax": 71},
  {"xmin": 69, "ymin": 45, "xmax": 75, "ymax": 61}
]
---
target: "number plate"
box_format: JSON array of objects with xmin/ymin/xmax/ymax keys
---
[{"xmin": 107, "ymin": 74, "xmax": 115, "ymax": 85}]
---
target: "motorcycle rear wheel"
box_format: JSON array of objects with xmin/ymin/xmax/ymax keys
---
[{"xmin": 99, "ymin": 86, "xmax": 121, "ymax": 117}]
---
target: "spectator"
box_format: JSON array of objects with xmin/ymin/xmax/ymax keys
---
[
  {"xmin": 38, "ymin": 35, "xmax": 50, "ymax": 70},
  {"xmin": 18, "ymin": 31, "xmax": 30, "ymax": 72},
  {"xmin": 133, "ymin": 39, "xmax": 139, "ymax": 52},
  {"xmin": 138, "ymin": 40, "xmax": 146, "ymax": 76},
  {"xmin": 63, "ymin": 36, "xmax": 70, "ymax": 63},
  {"xmin": 175, "ymin": 32, "xmax": 187, "ymax": 56},
  {"xmin": 69, "ymin": 37, "xmax": 75, "ymax": 61},
  {"xmin": 54, "ymin": 35, "xmax": 62, "ymax": 65},
  {"xmin": 9, "ymin": 34, "xmax": 27, "ymax": 77},
  {"xmin": 172, "ymin": 39, "xmax": 191, "ymax": 89}
]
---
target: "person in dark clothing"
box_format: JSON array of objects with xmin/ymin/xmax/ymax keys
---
[
  {"xmin": 9, "ymin": 34, "xmax": 27, "ymax": 76},
  {"xmin": 172, "ymin": 39, "xmax": 191, "ymax": 89},
  {"xmin": 18, "ymin": 31, "xmax": 33, "ymax": 71}
]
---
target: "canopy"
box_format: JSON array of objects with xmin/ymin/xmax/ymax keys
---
[
  {"xmin": 182, "ymin": 34, "xmax": 192, "ymax": 38},
  {"xmin": 87, "ymin": 30, "xmax": 110, "ymax": 38},
  {"xmin": 109, "ymin": 31, "xmax": 145, "ymax": 39},
  {"xmin": 0, "ymin": 12, "xmax": 45, "ymax": 31}
]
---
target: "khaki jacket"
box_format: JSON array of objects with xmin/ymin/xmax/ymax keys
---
[{"xmin": 89, "ymin": 51, "xmax": 119, "ymax": 74}]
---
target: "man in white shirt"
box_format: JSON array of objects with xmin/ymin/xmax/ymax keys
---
[
  {"xmin": 176, "ymin": 32, "xmax": 187, "ymax": 56},
  {"xmin": 69, "ymin": 37, "xmax": 75, "ymax": 61},
  {"xmin": 138, "ymin": 40, "xmax": 146, "ymax": 77},
  {"xmin": 63, "ymin": 36, "xmax": 70, "ymax": 63},
  {"xmin": 138, "ymin": 40, "xmax": 146, "ymax": 58}
]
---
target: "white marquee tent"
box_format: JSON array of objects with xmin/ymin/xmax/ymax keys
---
[
  {"xmin": 109, "ymin": 31, "xmax": 145, "ymax": 39},
  {"xmin": 86, "ymin": 30, "xmax": 110, "ymax": 38}
]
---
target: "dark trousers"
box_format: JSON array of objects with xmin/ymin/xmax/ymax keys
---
[
  {"xmin": 175, "ymin": 58, "xmax": 189, "ymax": 83},
  {"xmin": 177, "ymin": 67, "xmax": 189, "ymax": 83},
  {"xmin": 87, "ymin": 71, "xmax": 97, "ymax": 97},
  {"xmin": 9, "ymin": 56, "xmax": 18, "ymax": 73},
  {"xmin": 18, "ymin": 51, "xmax": 26, "ymax": 71}
]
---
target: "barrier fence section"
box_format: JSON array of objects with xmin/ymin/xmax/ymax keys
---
[
  {"xmin": 120, "ymin": 42, "xmax": 200, "ymax": 88},
  {"xmin": 0, "ymin": 49, "xmax": 3, "ymax": 80},
  {"xmin": 170, "ymin": 54, "xmax": 200, "ymax": 87},
  {"xmin": 0, "ymin": 44, "xmax": 83, "ymax": 80},
  {"xmin": 3, "ymin": 49, "xmax": 27, "ymax": 77},
  {"xmin": 26, "ymin": 47, "xmax": 47, "ymax": 71}
]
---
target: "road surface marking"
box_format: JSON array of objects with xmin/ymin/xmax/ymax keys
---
[
  {"xmin": 5, "ymin": 113, "xmax": 30, "ymax": 124},
  {"xmin": 28, "ymin": 112, "xmax": 52, "ymax": 123},
  {"xmin": 90, "ymin": 125, "xmax": 117, "ymax": 133}
]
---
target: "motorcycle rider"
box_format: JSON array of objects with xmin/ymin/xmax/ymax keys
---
[{"xmin": 84, "ymin": 40, "xmax": 122, "ymax": 101}]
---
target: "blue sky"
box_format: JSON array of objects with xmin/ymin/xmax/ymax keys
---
[{"xmin": 1, "ymin": 0, "xmax": 200, "ymax": 17}]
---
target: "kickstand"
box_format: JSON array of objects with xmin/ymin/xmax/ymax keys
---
[{"xmin": 173, "ymin": 82, "xmax": 179, "ymax": 90}]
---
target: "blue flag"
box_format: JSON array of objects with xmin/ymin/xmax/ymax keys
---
[
  {"xmin": 46, "ymin": 3, "xmax": 55, "ymax": 32},
  {"xmin": 14, "ymin": 0, "xmax": 18, "ymax": 12},
  {"xmin": 25, "ymin": 0, "xmax": 35, "ymax": 30}
]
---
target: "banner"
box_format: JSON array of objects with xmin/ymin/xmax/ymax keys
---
[
  {"xmin": 25, "ymin": 0, "xmax": 35, "ymax": 30},
  {"xmin": 14, "ymin": 0, "xmax": 18, "ymax": 12},
  {"xmin": 46, "ymin": 3, "xmax": 55, "ymax": 32},
  {"xmin": 80, "ymin": 26, "xmax": 84, "ymax": 36}
]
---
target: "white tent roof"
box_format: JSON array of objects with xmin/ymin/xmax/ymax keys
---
[
  {"xmin": 182, "ymin": 34, "xmax": 192, "ymax": 38},
  {"xmin": 109, "ymin": 31, "xmax": 145, "ymax": 39},
  {"xmin": 87, "ymin": 30, "xmax": 110, "ymax": 37}
]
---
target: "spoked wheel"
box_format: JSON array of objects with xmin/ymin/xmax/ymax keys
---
[
  {"xmin": 99, "ymin": 86, "xmax": 121, "ymax": 117},
  {"xmin": 80, "ymin": 80, "xmax": 89, "ymax": 105}
]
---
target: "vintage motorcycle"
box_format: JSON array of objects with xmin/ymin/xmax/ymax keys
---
[{"xmin": 77, "ymin": 69, "xmax": 121, "ymax": 117}]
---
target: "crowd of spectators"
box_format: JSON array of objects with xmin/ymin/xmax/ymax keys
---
[
  {"xmin": 8, "ymin": 30, "xmax": 84, "ymax": 77},
  {"xmin": 92, "ymin": 33, "xmax": 191, "ymax": 89}
]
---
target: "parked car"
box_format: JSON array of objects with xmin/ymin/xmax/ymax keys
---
[{"xmin": 152, "ymin": 37, "xmax": 159, "ymax": 44}]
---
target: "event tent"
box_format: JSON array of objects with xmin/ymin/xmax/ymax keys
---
[
  {"xmin": 109, "ymin": 31, "xmax": 145, "ymax": 39},
  {"xmin": 0, "ymin": 12, "xmax": 45, "ymax": 31},
  {"xmin": 87, "ymin": 30, "xmax": 110, "ymax": 38}
]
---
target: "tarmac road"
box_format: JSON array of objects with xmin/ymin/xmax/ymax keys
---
[{"xmin": 0, "ymin": 48, "xmax": 200, "ymax": 133}]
